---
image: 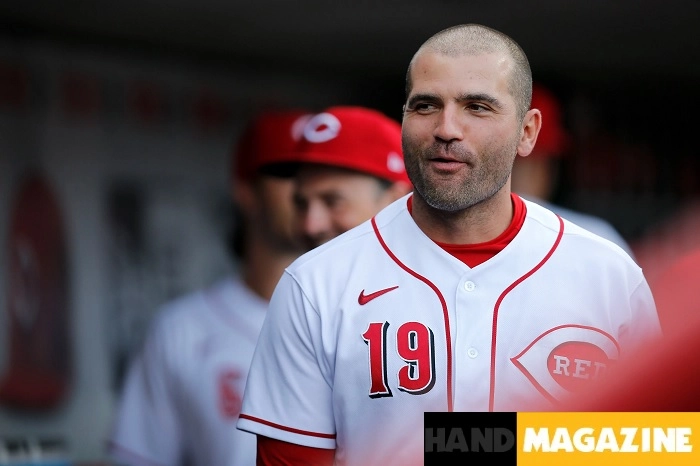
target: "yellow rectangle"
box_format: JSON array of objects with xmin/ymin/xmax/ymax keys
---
[{"xmin": 517, "ymin": 412, "xmax": 700, "ymax": 466}]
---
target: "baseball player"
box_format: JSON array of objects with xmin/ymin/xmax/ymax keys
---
[
  {"xmin": 107, "ymin": 109, "xmax": 312, "ymax": 466},
  {"xmin": 262, "ymin": 105, "xmax": 413, "ymax": 250},
  {"xmin": 237, "ymin": 24, "xmax": 661, "ymax": 466},
  {"xmin": 511, "ymin": 82, "xmax": 636, "ymax": 258}
]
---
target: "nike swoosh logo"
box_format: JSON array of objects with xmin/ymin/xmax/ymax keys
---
[{"xmin": 358, "ymin": 286, "xmax": 399, "ymax": 305}]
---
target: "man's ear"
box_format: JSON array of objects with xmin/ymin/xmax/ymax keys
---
[
  {"xmin": 232, "ymin": 178, "xmax": 256, "ymax": 216},
  {"xmin": 517, "ymin": 108, "xmax": 542, "ymax": 158}
]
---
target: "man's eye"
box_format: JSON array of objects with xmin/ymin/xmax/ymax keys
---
[
  {"xmin": 467, "ymin": 103, "xmax": 489, "ymax": 112},
  {"xmin": 414, "ymin": 103, "xmax": 436, "ymax": 113},
  {"xmin": 324, "ymin": 196, "xmax": 340, "ymax": 209}
]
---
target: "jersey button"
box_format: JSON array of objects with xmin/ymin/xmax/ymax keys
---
[
  {"xmin": 463, "ymin": 281, "xmax": 476, "ymax": 292},
  {"xmin": 467, "ymin": 347, "xmax": 478, "ymax": 358}
]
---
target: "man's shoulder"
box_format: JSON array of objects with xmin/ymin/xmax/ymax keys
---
[{"xmin": 149, "ymin": 277, "xmax": 244, "ymax": 334}]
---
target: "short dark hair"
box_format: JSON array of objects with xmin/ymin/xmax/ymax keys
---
[{"xmin": 405, "ymin": 23, "xmax": 533, "ymax": 122}]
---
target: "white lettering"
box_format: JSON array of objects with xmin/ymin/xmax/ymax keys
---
[
  {"xmin": 572, "ymin": 358, "xmax": 592, "ymax": 379},
  {"xmin": 655, "ymin": 427, "xmax": 675, "ymax": 452},
  {"xmin": 552, "ymin": 355, "xmax": 570, "ymax": 376},
  {"xmin": 550, "ymin": 427, "xmax": 574, "ymax": 452},
  {"xmin": 592, "ymin": 361, "xmax": 607, "ymax": 378},
  {"xmin": 619, "ymin": 427, "xmax": 639, "ymax": 452},
  {"xmin": 642, "ymin": 426, "xmax": 650, "ymax": 452},
  {"xmin": 522, "ymin": 428, "xmax": 550, "ymax": 452},
  {"xmin": 676, "ymin": 427, "xmax": 692, "ymax": 452},
  {"xmin": 572, "ymin": 427, "xmax": 595, "ymax": 452},
  {"xmin": 521, "ymin": 427, "xmax": 693, "ymax": 453},
  {"xmin": 595, "ymin": 427, "xmax": 619, "ymax": 452}
]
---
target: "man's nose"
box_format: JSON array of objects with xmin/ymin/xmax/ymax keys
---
[
  {"xmin": 301, "ymin": 202, "xmax": 332, "ymax": 240},
  {"xmin": 433, "ymin": 106, "xmax": 464, "ymax": 143}
]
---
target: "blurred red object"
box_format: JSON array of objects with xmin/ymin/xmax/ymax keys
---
[
  {"xmin": 556, "ymin": 247, "xmax": 700, "ymax": 412},
  {"xmin": 0, "ymin": 172, "xmax": 72, "ymax": 410}
]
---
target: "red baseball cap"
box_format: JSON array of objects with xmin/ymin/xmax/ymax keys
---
[
  {"xmin": 530, "ymin": 83, "xmax": 571, "ymax": 157},
  {"xmin": 232, "ymin": 109, "xmax": 313, "ymax": 181},
  {"xmin": 262, "ymin": 106, "xmax": 411, "ymax": 184}
]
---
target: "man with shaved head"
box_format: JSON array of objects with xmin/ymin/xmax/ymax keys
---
[
  {"xmin": 405, "ymin": 24, "xmax": 533, "ymax": 123},
  {"xmin": 237, "ymin": 24, "xmax": 661, "ymax": 466}
]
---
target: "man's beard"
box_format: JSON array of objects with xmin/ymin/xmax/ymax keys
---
[{"xmin": 403, "ymin": 139, "xmax": 516, "ymax": 213}]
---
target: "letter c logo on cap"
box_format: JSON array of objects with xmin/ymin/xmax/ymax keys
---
[{"xmin": 303, "ymin": 112, "xmax": 341, "ymax": 143}]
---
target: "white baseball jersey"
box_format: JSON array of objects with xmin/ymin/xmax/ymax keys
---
[
  {"xmin": 237, "ymin": 194, "xmax": 661, "ymax": 466},
  {"xmin": 109, "ymin": 276, "xmax": 266, "ymax": 466}
]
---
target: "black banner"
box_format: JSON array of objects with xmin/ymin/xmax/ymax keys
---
[{"xmin": 424, "ymin": 411, "xmax": 517, "ymax": 465}]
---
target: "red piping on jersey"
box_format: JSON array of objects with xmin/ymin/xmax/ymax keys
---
[
  {"xmin": 510, "ymin": 323, "xmax": 621, "ymax": 405},
  {"xmin": 513, "ymin": 324, "xmax": 621, "ymax": 361},
  {"xmin": 239, "ymin": 413, "xmax": 337, "ymax": 439},
  {"xmin": 489, "ymin": 215, "xmax": 565, "ymax": 411},
  {"xmin": 371, "ymin": 216, "xmax": 454, "ymax": 412}
]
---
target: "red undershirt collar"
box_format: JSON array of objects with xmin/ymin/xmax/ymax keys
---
[{"xmin": 407, "ymin": 193, "xmax": 527, "ymax": 267}]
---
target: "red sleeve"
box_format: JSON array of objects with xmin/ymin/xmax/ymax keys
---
[{"xmin": 257, "ymin": 435, "xmax": 335, "ymax": 466}]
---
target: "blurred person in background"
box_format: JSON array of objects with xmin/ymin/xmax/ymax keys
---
[
  {"xmin": 511, "ymin": 82, "xmax": 634, "ymax": 257},
  {"xmin": 263, "ymin": 105, "xmax": 413, "ymax": 251},
  {"xmin": 106, "ymin": 109, "xmax": 311, "ymax": 466},
  {"xmin": 651, "ymin": 246, "xmax": 700, "ymax": 336},
  {"xmin": 238, "ymin": 104, "xmax": 412, "ymax": 465},
  {"xmin": 631, "ymin": 197, "xmax": 700, "ymax": 288}
]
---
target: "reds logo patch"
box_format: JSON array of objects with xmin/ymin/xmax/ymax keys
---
[
  {"xmin": 548, "ymin": 341, "xmax": 611, "ymax": 391},
  {"xmin": 511, "ymin": 324, "xmax": 620, "ymax": 403},
  {"xmin": 218, "ymin": 369, "xmax": 243, "ymax": 419}
]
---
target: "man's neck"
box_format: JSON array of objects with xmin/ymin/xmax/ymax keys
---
[
  {"xmin": 242, "ymin": 239, "xmax": 302, "ymax": 302},
  {"xmin": 410, "ymin": 188, "xmax": 514, "ymax": 245}
]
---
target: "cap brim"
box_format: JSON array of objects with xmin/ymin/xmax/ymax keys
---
[{"xmin": 258, "ymin": 161, "xmax": 302, "ymax": 178}]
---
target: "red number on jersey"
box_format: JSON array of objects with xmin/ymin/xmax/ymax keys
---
[
  {"xmin": 362, "ymin": 322, "xmax": 392, "ymax": 398},
  {"xmin": 397, "ymin": 321, "xmax": 436, "ymax": 394},
  {"xmin": 362, "ymin": 321, "xmax": 436, "ymax": 398}
]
